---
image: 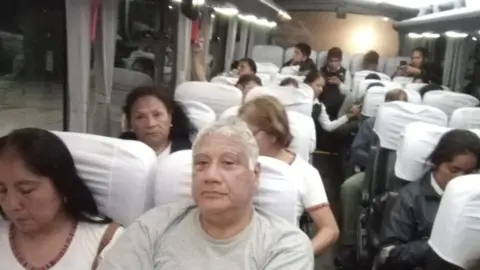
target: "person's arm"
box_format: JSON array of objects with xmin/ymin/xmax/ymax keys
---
[
  {"xmin": 191, "ymin": 40, "xmax": 207, "ymax": 82},
  {"xmin": 380, "ymin": 191, "xmax": 430, "ymax": 268},
  {"xmin": 421, "ymin": 62, "xmax": 443, "ymax": 85},
  {"xmin": 264, "ymin": 231, "xmax": 314, "ymax": 270},
  {"xmin": 303, "ymin": 169, "xmax": 339, "ymax": 255},
  {"xmin": 350, "ymin": 119, "xmax": 373, "ymax": 168},
  {"xmin": 317, "ymin": 103, "xmax": 349, "ymax": 132},
  {"xmin": 339, "ymin": 70, "xmax": 352, "ymax": 95}
]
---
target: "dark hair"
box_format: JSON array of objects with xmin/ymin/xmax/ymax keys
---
[
  {"xmin": 428, "ymin": 129, "xmax": 480, "ymax": 169},
  {"xmin": 412, "ymin": 47, "xmax": 428, "ymax": 59},
  {"xmin": 366, "ymin": 82, "xmax": 385, "ymax": 91},
  {"xmin": 279, "ymin": 77, "xmax": 299, "ymax": 88},
  {"xmin": 236, "ymin": 74, "xmax": 262, "ymax": 88},
  {"xmin": 295, "ymin": 42, "xmax": 312, "ymax": 58},
  {"xmin": 230, "ymin": 60, "xmax": 239, "ymax": 70},
  {"xmin": 365, "ymin": 73, "xmax": 381, "ymax": 80},
  {"xmin": 363, "ymin": 50, "xmax": 380, "ymax": 67},
  {"xmin": 132, "ymin": 57, "xmax": 155, "ymax": 78},
  {"xmin": 385, "ymin": 89, "xmax": 408, "ymax": 102},
  {"xmin": 0, "ymin": 128, "xmax": 110, "ymax": 224},
  {"xmin": 304, "ymin": 70, "xmax": 323, "ymax": 84},
  {"xmin": 123, "ymin": 86, "xmax": 196, "ymax": 142},
  {"xmin": 327, "ymin": 47, "xmax": 343, "ymax": 60},
  {"xmin": 419, "ymin": 83, "xmax": 443, "ymax": 97},
  {"xmin": 239, "ymin": 58, "xmax": 257, "ymax": 73}
]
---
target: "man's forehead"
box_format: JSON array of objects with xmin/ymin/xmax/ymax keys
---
[{"xmin": 195, "ymin": 133, "xmax": 247, "ymax": 155}]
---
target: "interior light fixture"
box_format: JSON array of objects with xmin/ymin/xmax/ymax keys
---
[
  {"xmin": 238, "ymin": 14, "xmax": 258, "ymax": 23},
  {"xmin": 446, "ymin": 31, "xmax": 468, "ymax": 38},
  {"xmin": 408, "ymin": 32, "xmax": 423, "ymax": 39},
  {"xmin": 383, "ymin": 17, "xmax": 390, "ymax": 21},
  {"xmin": 171, "ymin": 0, "xmax": 181, "ymax": 3},
  {"xmin": 214, "ymin": 7, "xmax": 239, "ymax": 16},
  {"xmin": 192, "ymin": 0, "xmax": 205, "ymax": 5},
  {"xmin": 473, "ymin": 37, "xmax": 478, "ymax": 41},
  {"xmin": 378, "ymin": 0, "xmax": 454, "ymax": 8},
  {"xmin": 422, "ymin": 32, "xmax": 440, "ymax": 38},
  {"xmin": 278, "ymin": 11, "xmax": 292, "ymax": 21}
]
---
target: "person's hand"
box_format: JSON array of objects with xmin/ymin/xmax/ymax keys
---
[
  {"xmin": 395, "ymin": 67, "xmax": 406, "ymax": 77},
  {"xmin": 347, "ymin": 105, "xmax": 360, "ymax": 119},
  {"xmin": 191, "ymin": 38, "xmax": 204, "ymax": 54},
  {"xmin": 404, "ymin": 65, "xmax": 421, "ymax": 76},
  {"xmin": 327, "ymin": 76, "xmax": 342, "ymax": 85}
]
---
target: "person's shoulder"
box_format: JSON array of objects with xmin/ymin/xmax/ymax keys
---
[
  {"xmin": 291, "ymin": 155, "xmax": 320, "ymax": 180},
  {"xmin": 134, "ymin": 203, "xmax": 197, "ymax": 230}
]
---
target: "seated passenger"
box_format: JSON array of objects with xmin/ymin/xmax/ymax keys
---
[
  {"xmin": 237, "ymin": 96, "xmax": 339, "ymax": 255},
  {"xmin": 320, "ymin": 47, "xmax": 352, "ymax": 95},
  {"xmin": 394, "ymin": 47, "xmax": 443, "ymax": 85},
  {"xmin": 235, "ymin": 73, "xmax": 262, "ymax": 96},
  {"xmin": 337, "ymin": 89, "xmax": 408, "ymax": 268},
  {"xmin": 281, "ymin": 42, "xmax": 317, "ymax": 75},
  {"xmin": 361, "ymin": 50, "xmax": 380, "ymax": 72},
  {"xmin": 279, "ymin": 77, "xmax": 299, "ymax": 88},
  {"xmin": 0, "ymin": 128, "xmax": 122, "ymax": 269},
  {"xmin": 98, "ymin": 118, "xmax": 314, "ymax": 269},
  {"xmin": 119, "ymin": 86, "xmax": 196, "ymax": 161},
  {"xmin": 379, "ymin": 130, "xmax": 480, "ymax": 270},
  {"xmin": 305, "ymin": 70, "xmax": 359, "ymax": 133}
]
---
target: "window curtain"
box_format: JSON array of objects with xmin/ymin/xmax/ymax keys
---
[
  {"xmin": 443, "ymin": 37, "xmax": 476, "ymax": 92},
  {"xmin": 88, "ymin": 0, "xmax": 119, "ymax": 136},
  {"xmin": 65, "ymin": 0, "xmax": 92, "ymax": 132}
]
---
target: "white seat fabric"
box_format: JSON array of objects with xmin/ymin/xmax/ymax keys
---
[
  {"xmin": 219, "ymin": 105, "xmax": 240, "ymax": 120},
  {"xmin": 178, "ymin": 100, "xmax": 216, "ymax": 133},
  {"xmin": 53, "ymin": 131, "xmax": 157, "ymax": 226},
  {"xmin": 394, "ymin": 122, "xmax": 451, "ymax": 182},
  {"xmin": 361, "ymin": 86, "xmax": 389, "ymax": 117},
  {"xmin": 110, "ymin": 68, "xmax": 154, "ymax": 135},
  {"xmin": 251, "ymin": 45, "xmax": 284, "ymax": 67},
  {"xmin": 450, "ymin": 107, "xmax": 480, "ymax": 129},
  {"xmin": 342, "ymin": 53, "xmax": 352, "ymax": 71},
  {"xmin": 355, "ymin": 80, "xmax": 401, "ymax": 101},
  {"xmin": 404, "ymin": 89, "xmax": 422, "ymax": 104},
  {"xmin": 384, "ymin": 56, "xmax": 410, "ymax": 76},
  {"xmin": 287, "ymin": 111, "xmax": 316, "ymax": 161},
  {"xmin": 255, "ymin": 73, "xmax": 272, "ymax": 85},
  {"xmin": 316, "ymin": 51, "xmax": 327, "ymax": 68},
  {"xmin": 405, "ymin": 83, "xmax": 429, "ymax": 92},
  {"xmin": 279, "ymin": 65, "xmax": 300, "ymax": 75},
  {"xmin": 245, "ymin": 86, "xmax": 313, "ymax": 116},
  {"xmin": 423, "ymin": 90, "xmax": 480, "ymax": 117},
  {"xmin": 349, "ymin": 53, "xmax": 365, "ymax": 74},
  {"xmin": 284, "ymin": 47, "xmax": 317, "ymax": 62},
  {"xmin": 255, "ymin": 62, "xmax": 280, "ymax": 74},
  {"xmin": 374, "ymin": 101, "xmax": 448, "ymax": 150},
  {"xmin": 352, "ymin": 70, "xmax": 391, "ymax": 97},
  {"xmin": 175, "ymin": 81, "xmax": 242, "ymax": 118},
  {"xmin": 210, "ymin": 75, "xmax": 238, "ymax": 86},
  {"xmin": 392, "ymin": 76, "xmax": 414, "ymax": 86},
  {"xmin": 378, "ymin": 57, "xmax": 387, "ymax": 74},
  {"xmin": 154, "ymin": 150, "xmax": 298, "ymax": 224},
  {"xmin": 429, "ymin": 174, "xmax": 480, "ymax": 269}
]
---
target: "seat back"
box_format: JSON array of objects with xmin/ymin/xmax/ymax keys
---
[
  {"xmin": 352, "ymin": 70, "xmax": 391, "ymax": 97},
  {"xmin": 428, "ymin": 174, "xmax": 480, "ymax": 269},
  {"xmin": 392, "ymin": 76, "xmax": 414, "ymax": 86},
  {"xmin": 394, "ymin": 122, "xmax": 450, "ymax": 183},
  {"xmin": 245, "ymin": 86, "xmax": 313, "ymax": 116},
  {"xmin": 175, "ymin": 81, "xmax": 242, "ymax": 118},
  {"xmin": 154, "ymin": 151, "xmax": 298, "ymax": 224},
  {"xmin": 361, "ymin": 86, "xmax": 388, "ymax": 117},
  {"xmin": 219, "ymin": 105, "xmax": 240, "ymax": 120},
  {"xmin": 423, "ymin": 90, "xmax": 480, "ymax": 117},
  {"xmin": 210, "ymin": 75, "xmax": 238, "ymax": 86},
  {"xmin": 287, "ymin": 111, "xmax": 316, "ymax": 161},
  {"xmin": 251, "ymin": 45, "xmax": 284, "ymax": 67},
  {"xmin": 449, "ymin": 107, "xmax": 480, "ymax": 129},
  {"xmin": 178, "ymin": 100, "xmax": 216, "ymax": 135},
  {"xmin": 53, "ymin": 131, "xmax": 157, "ymax": 226},
  {"xmin": 404, "ymin": 89, "xmax": 422, "ymax": 104},
  {"xmin": 255, "ymin": 62, "xmax": 280, "ymax": 74},
  {"xmin": 404, "ymin": 82, "xmax": 428, "ymax": 92}
]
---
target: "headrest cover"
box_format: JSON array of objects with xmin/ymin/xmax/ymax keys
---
[
  {"xmin": 394, "ymin": 122, "xmax": 451, "ymax": 182},
  {"xmin": 429, "ymin": 174, "xmax": 480, "ymax": 269},
  {"xmin": 449, "ymin": 107, "xmax": 480, "ymax": 129},
  {"xmin": 255, "ymin": 62, "xmax": 280, "ymax": 74},
  {"xmin": 210, "ymin": 76, "xmax": 238, "ymax": 86},
  {"xmin": 52, "ymin": 131, "xmax": 157, "ymax": 226},
  {"xmin": 423, "ymin": 90, "xmax": 480, "ymax": 117},
  {"xmin": 175, "ymin": 81, "xmax": 242, "ymax": 118},
  {"xmin": 178, "ymin": 100, "xmax": 216, "ymax": 132},
  {"xmin": 154, "ymin": 151, "xmax": 298, "ymax": 224},
  {"xmin": 403, "ymin": 89, "xmax": 422, "ymax": 104},
  {"xmin": 361, "ymin": 86, "xmax": 388, "ymax": 117},
  {"xmin": 374, "ymin": 101, "xmax": 448, "ymax": 150},
  {"xmin": 244, "ymin": 86, "xmax": 312, "ymax": 116},
  {"xmin": 219, "ymin": 106, "xmax": 240, "ymax": 120},
  {"xmin": 287, "ymin": 111, "xmax": 316, "ymax": 161}
]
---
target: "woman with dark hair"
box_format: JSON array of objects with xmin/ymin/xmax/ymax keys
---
[
  {"xmin": 395, "ymin": 47, "xmax": 443, "ymax": 84},
  {"xmin": 120, "ymin": 86, "xmax": 196, "ymax": 161},
  {"xmin": 379, "ymin": 129, "xmax": 480, "ymax": 270},
  {"xmin": 0, "ymin": 128, "xmax": 122, "ymax": 269}
]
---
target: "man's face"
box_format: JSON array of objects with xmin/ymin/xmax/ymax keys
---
[
  {"xmin": 327, "ymin": 57, "xmax": 341, "ymax": 70},
  {"xmin": 191, "ymin": 133, "xmax": 259, "ymax": 215},
  {"xmin": 292, "ymin": 48, "xmax": 307, "ymax": 64}
]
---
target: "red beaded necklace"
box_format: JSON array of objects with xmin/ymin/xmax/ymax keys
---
[{"xmin": 9, "ymin": 222, "xmax": 78, "ymax": 270}]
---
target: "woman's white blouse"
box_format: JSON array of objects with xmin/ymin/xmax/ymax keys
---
[{"xmin": 0, "ymin": 221, "xmax": 123, "ymax": 270}]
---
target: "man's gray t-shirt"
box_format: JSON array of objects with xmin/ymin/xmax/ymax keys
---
[{"xmin": 98, "ymin": 203, "xmax": 313, "ymax": 270}]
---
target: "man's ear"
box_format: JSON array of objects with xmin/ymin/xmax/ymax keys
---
[{"xmin": 253, "ymin": 162, "xmax": 261, "ymax": 187}]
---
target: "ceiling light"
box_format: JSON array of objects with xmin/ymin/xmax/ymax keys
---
[
  {"xmin": 446, "ymin": 31, "xmax": 468, "ymax": 38},
  {"xmin": 473, "ymin": 37, "xmax": 478, "ymax": 41},
  {"xmin": 383, "ymin": 17, "xmax": 389, "ymax": 21},
  {"xmin": 214, "ymin": 7, "xmax": 239, "ymax": 16},
  {"xmin": 378, "ymin": 0, "xmax": 454, "ymax": 8},
  {"xmin": 422, "ymin": 32, "xmax": 440, "ymax": 38},
  {"xmin": 278, "ymin": 11, "xmax": 291, "ymax": 21},
  {"xmin": 408, "ymin": 32, "xmax": 423, "ymax": 39},
  {"xmin": 171, "ymin": 0, "xmax": 181, "ymax": 3},
  {"xmin": 192, "ymin": 0, "xmax": 205, "ymax": 5}
]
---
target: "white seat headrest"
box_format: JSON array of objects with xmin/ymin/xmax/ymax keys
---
[
  {"xmin": 394, "ymin": 122, "xmax": 451, "ymax": 182},
  {"xmin": 280, "ymin": 65, "xmax": 300, "ymax": 75},
  {"xmin": 287, "ymin": 111, "xmax": 316, "ymax": 160},
  {"xmin": 175, "ymin": 81, "xmax": 242, "ymax": 118},
  {"xmin": 255, "ymin": 62, "xmax": 280, "ymax": 74},
  {"xmin": 361, "ymin": 86, "xmax": 389, "ymax": 117},
  {"xmin": 244, "ymin": 86, "xmax": 313, "ymax": 116},
  {"xmin": 374, "ymin": 101, "xmax": 448, "ymax": 150},
  {"xmin": 423, "ymin": 90, "xmax": 479, "ymax": 117},
  {"xmin": 392, "ymin": 76, "xmax": 414, "ymax": 85},
  {"xmin": 404, "ymin": 89, "xmax": 422, "ymax": 104},
  {"xmin": 178, "ymin": 100, "xmax": 216, "ymax": 133},
  {"xmin": 154, "ymin": 150, "xmax": 298, "ymax": 224},
  {"xmin": 429, "ymin": 174, "xmax": 480, "ymax": 269},
  {"xmin": 210, "ymin": 75, "xmax": 238, "ymax": 86},
  {"xmin": 53, "ymin": 131, "xmax": 157, "ymax": 226},
  {"xmin": 219, "ymin": 106, "xmax": 240, "ymax": 120},
  {"xmin": 450, "ymin": 107, "xmax": 480, "ymax": 129}
]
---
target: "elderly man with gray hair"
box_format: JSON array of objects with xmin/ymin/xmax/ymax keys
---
[{"xmin": 98, "ymin": 117, "xmax": 314, "ymax": 270}]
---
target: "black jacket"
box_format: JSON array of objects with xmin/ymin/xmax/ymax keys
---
[
  {"xmin": 281, "ymin": 58, "xmax": 317, "ymax": 75},
  {"xmin": 380, "ymin": 172, "xmax": 442, "ymax": 270},
  {"xmin": 119, "ymin": 131, "xmax": 192, "ymax": 153}
]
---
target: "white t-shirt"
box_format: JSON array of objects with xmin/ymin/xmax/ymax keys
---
[
  {"xmin": 0, "ymin": 221, "xmax": 123, "ymax": 270},
  {"xmin": 290, "ymin": 155, "xmax": 329, "ymax": 220}
]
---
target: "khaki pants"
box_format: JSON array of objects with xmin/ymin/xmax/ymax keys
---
[{"xmin": 340, "ymin": 172, "xmax": 365, "ymax": 246}]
